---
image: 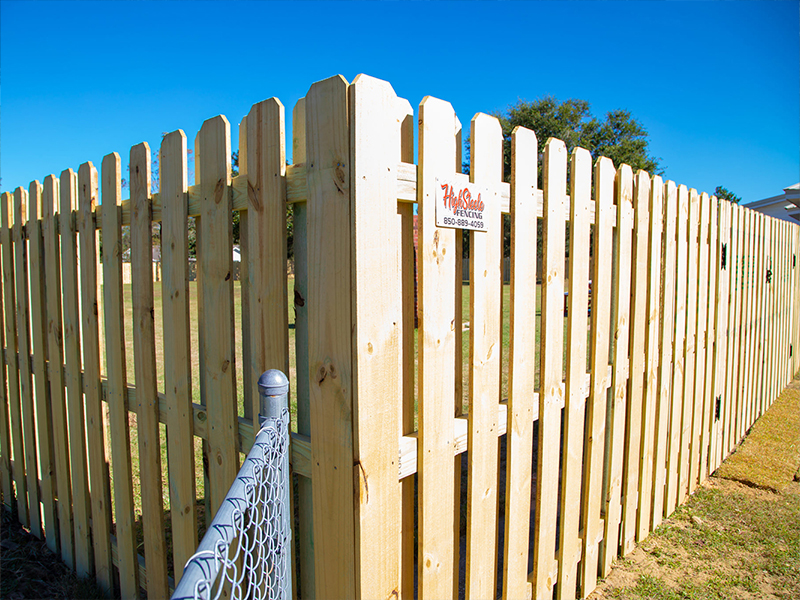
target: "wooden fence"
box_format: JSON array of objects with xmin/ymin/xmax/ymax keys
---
[{"xmin": 1, "ymin": 73, "xmax": 799, "ymax": 600}]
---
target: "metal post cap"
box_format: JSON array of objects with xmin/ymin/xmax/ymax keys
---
[{"xmin": 258, "ymin": 369, "xmax": 289, "ymax": 397}]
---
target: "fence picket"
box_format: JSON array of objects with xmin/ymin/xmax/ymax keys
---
[
  {"xmin": 502, "ymin": 126, "xmax": 538, "ymax": 600},
  {"xmin": 1, "ymin": 191, "xmax": 27, "ymax": 525},
  {"xmin": 27, "ymin": 180, "xmax": 57, "ymax": 551},
  {"xmin": 677, "ymin": 190, "xmax": 700, "ymax": 505},
  {"xmin": 13, "ymin": 187, "xmax": 40, "ymax": 536},
  {"xmin": 0, "ymin": 238, "xmax": 10, "ymax": 509},
  {"xmin": 722, "ymin": 203, "xmax": 739, "ymax": 459},
  {"xmin": 557, "ymin": 147, "xmax": 591, "ymax": 600},
  {"xmin": 621, "ymin": 171, "xmax": 649, "ymax": 551},
  {"xmin": 42, "ymin": 176, "xmax": 73, "ymax": 568},
  {"xmin": 349, "ymin": 74, "xmax": 404, "ymax": 600},
  {"xmin": 305, "ymin": 76, "xmax": 356, "ymax": 599},
  {"xmin": 652, "ymin": 180, "xmax": 676, "ymax": 529},
  {"xmin": 699, "ymin": 195, "xmax": 719, "ymax": 482},
  {"xmin": 532, "ymin": 137, "xmax": 567, "ymax": 600},
  {"xmin": 60, "ymin": 168, "xmax": 93, "ymax": 577},
  {"xmin": 417, "ymin": 94, "xmax": 458, "ymax": 600},
  {"xmin": 596, "ymin": 159, "xmax": 623, "ymax": 579},
  {"xmin": 130, "ymin": 143, "xmax": 169, "ymax": 597},
  {"xmin": 396, "ymin": 97, "xmax": 415, "ymax": 600},
  {"xmin": 291, "ymin": 96, "xmax": 316, "ymax": 599},
  {"xmin": 638, "ymin": 175, "xmax": 663, "ymax": 539},
  {"xmin": 77, "ymin": 162, "xmax": 113, "ymax": 591},
  {"xmin": 196, "ymin": 116, "xmax": 239, "ymax": 519},
  {"xmin": 688, "ymin": 193, "xmax": 710, "ymax": 494},
  {"xmin": 710, "ymin": 199, "xmax": 730, "ymax": 474},
  {"xmin": 101, "ymin": 153, "xmax": 140, "ymax": 598},
  {"xmin": 159, "ymin": 130, "xmax": 198, "ymax": 582},
  {"xmin": 244, "ymin": 99, "xmax": 289, "ymax": 419}
]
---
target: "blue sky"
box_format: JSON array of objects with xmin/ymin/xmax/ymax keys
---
[{"xmin": 2, "ymin": 0, "xmax": 798, "ymax": 203}]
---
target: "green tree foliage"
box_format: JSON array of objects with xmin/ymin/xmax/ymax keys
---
[{"xmin": 714, "ymin": 186, "xmax": 741, "ymax": 204}]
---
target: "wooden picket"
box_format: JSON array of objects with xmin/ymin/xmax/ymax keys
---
[{"xmin": 0, "ymin": 73, "xmax": 797, "ymax": 600}]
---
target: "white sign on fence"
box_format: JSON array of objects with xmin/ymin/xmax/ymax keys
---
[{"xmin": 435, "ymin": 176, "xmax": 491, "ymax": 232}]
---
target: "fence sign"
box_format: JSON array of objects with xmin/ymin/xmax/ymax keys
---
[{"xmin": 435, "ymin": 176, "xmax": 490, "ymax": 232}]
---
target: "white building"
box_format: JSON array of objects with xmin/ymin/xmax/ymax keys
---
[{"xmin": 745, "ymin": 183, "xmax": 800, "ymax": 223}]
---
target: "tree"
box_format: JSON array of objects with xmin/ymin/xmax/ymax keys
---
[
  {"xmin": 471, "ymin": 96, "xmax": 663, "ymax": 180},
  {"xmin": 462, "ymin": 96, "xmax": 663, "ymax": 257},
  {"xmin": 714, "ymin": 186, "xmax": 741, "ymax": 204}
]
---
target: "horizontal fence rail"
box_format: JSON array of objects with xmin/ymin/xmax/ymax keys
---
[{"xmin": 1, "ymin": 73, "xmax": 799, "ymax": 600}]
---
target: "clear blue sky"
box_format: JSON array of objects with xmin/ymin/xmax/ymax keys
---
[{"xmin": 2, "ymin": 0, "xmax": 798, "ymax": 203}]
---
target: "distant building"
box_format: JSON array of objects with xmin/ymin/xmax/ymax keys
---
[{"xmin": 745, "ymin": 183, "xmax": 800, "ymax": 223}]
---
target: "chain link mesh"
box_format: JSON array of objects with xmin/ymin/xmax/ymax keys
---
[{"xmin": 172, "ymin": 408, "xmax": 292, "ymax": 600}]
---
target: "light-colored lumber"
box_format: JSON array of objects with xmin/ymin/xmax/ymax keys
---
[
  {"xmin": 396, "ymin": 97, "xmax": 415, "ymax": 600},
  {"xmin": 699, "ymin": 195, "xmax": 719, "ymax": 481},
  {"xmin": 688, "ymin": 193, "xmax": 710, "ymax": 495},
  {"xmin": 60, "ymin": 169, "xmax": 93, "ymax": 577},
  {"xmin": 305, "ymin": 75, "xmax": 356, "ymax": 600},
  {"xmin": 101, "ymin": 153, "xmax": 140, "ymax": 597},
  {"xmin": 13, "ymin": 187, "xmax": 40, "ymax": 537},
  {"xmin": 557, "ymin": 147, "xmax": 591, "ymax": 600},
  {"xmin": 291, "ymin": 96, "xmax": 316, "ymax": 599},
  {"xmin": 678, "ymin": 189, "xmax": 700, "ymax": 506},
  {"xmin": 532, "ymin": 137, "xmax": 567, "ymax": 600},
  {"xmin": 349, "ymin": 74, "xmax": 403, "ymax": 600},
  {"xmin": 452, "ymin": 114, "xmax": 464, "ymax": 600},
  {"xmin": 502, "ymin": 125, "xmax": 538, "ymax": 600},
  {"xmin": 665, "ymin": 185, "xmax": 688, "ymax": 516},
  {"xmin": 159, "ymin": 131, "xmax": 198, "ymax": 583},
  {"xmin": 26, "ymin": 180, "xmax": 57, "ymax": 551},
  {"xmin": 637, "ymin": 175, "xmax": 663, "ymax": 540},
  {"xmin": 721, "ymin": 203, "xmax": 739, "ymax": 459},
  {"xmin": 0, "ymin": 236, "xmax": 10, "ymax": 509},
  {"xmin": 464, "ymin": 112, "xmax": 502, "ymax": 600},
  {"xmin": 597, "ymin": 159, "xmax": 624, "ymax": 579},
  {"xmin": 244, "ymin": 99, "xmax": 289, "ymax": 418},
  {"xmin": 130, "ymin": 143, "xmax": 169, "ymax": 598},
  {"xmin": 196, "ymin": 116, "xmax": 239, "ymax": 519},
  {"xmin": 1, "ymin": 191, "xmax": 27, "ymax": 525},
  {"xmin": 42, "ymin": 176, "xmax": 73, "ymax": 568},
  {"xmin": 652, "ymin": 180, "xmax": 676, "ymax": 528},
  {"xmin": 416, "ymin": 94, "xmax": 458, "ymax": 600},
  {"xmin": 710, "ymin": 200, "xmax": 729, "ymax": 472},
  {"xmin": 77, "ymin": 163, "xmax": 113, "ymax": 592},
  {"xmin": 728, "ymin": 204, "xmax": 746, "ymax": 452},
  {"xmin": 622, "ymin": 171, "xmax": 650, "ymax": 551}
]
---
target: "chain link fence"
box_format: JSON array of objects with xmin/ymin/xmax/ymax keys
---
[{"xmin": 171, "ymin": 370, "xmax": 292, "ymax": 600}]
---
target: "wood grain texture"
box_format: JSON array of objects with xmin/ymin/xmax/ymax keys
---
[
  {"xmin": 0, "ymin": 232, "xmax": 10, "ymax": 509},
  {"xmin": 60, "ymin": 168, "xmax": 93, "ymax": 576},
  {"xmin": 1, "ymin": 191, "xmax": 27, "ymax": 525},
  {"xmin": 196, "ymin": 116, "xmax": 239, "ymax": 519},
  {"xmin": 159, "ymin": 131, "xmax": 198, "ymax": 583},
  {"xmin": 464, "ymin": 112, "xmax": 502, "ymax": 600},
  {"xmin": 622, "ymin": 171, "xmax": 649, "ymax": 552},
  {"xmin": 305, "ymin": 75, "xmax": 356, "ymax": 600},
  {"xmin": 291, "ymin": 96, "xmax": 316, "ymax": 600},
  {"xmin": 532, "ymin": 137, "xmax": 567, "ymax": 600},
  {"xmin": 13, "ymin": 187, "xmax": 40, "ymax": 537},
  {"xmin": 245, "ymin": 98, "xmax": 289, "ymax": 418},
  {"xmin": 688, "ymin": 193, "xmax": 710, "ymax": 495},
  {"xmin": 637, "ymin": 175, "xmax": 662, "ymax": 540},
  {"xmin": 652, "ymin": 180, "xmax": 676, "ymax": 529},
  {"xmin": 558, "ymin": 147, "xmax": 591, "ymax": 600},
  {"xmin": 130, "ymin": 143, "xmax": 169, "ymax": 597},
  {"xmin": 77, "ymin": 163, "xmax": 113, "ymax": 592},
  {"xmin": 349, "ymin": 74, "xmax": 403, "ymax": 600},
  {"xmin": 27, "ymin": 180, "xmax": 58, "ymax": 551},
  {"xmin": 416, "ymin": 94, "xmax": 458, "ymax": 600},
  {"xmin": 666, "ymin": 185, "xmax": 689, "ymax": 516},
  {"xmin": 600, "ymin": 162, "xmax": 631, "ymax": 576},
  {"xmin": 101, "ymin": 153, "xmax": 140, "ymax": 597},
  {"xmin": 502, "ymin": 126, "xmax": 537, "ymax": 600},
  {"xmin": 699, "ymin": 195, "xmax": 718, "ymax": 482},
  {"xmin": 678, "ymin": 190, "xmax": 700, "ymax": 506},
  {"xmin": 42, "ymin": 176, "xmax": 73, "ymax": 568}
]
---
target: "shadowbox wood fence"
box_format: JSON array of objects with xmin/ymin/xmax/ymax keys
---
[{"xmin": 1, "ymin": 73, "xmax": 799, "ymax": 600}]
